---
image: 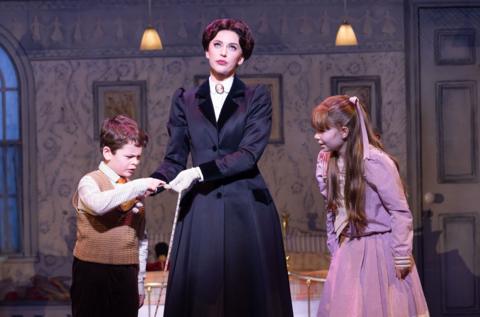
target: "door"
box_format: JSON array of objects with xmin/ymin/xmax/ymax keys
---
[{"xmin": 419, "ymin": 6, "xmax": 480, "ymax": 317}]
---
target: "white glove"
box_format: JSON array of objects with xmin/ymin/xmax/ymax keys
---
[{"xmin": 165, "ymin": 167, "xmax": 202, "ymax": 193}]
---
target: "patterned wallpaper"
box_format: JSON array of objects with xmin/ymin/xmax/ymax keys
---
[
  {"xmin": 3, "ymin": 51, "xmax": 403, "ymax": 283},
  {"xmin": 0, "ymin": 0, "xmax": 407, "ymax": 293}
]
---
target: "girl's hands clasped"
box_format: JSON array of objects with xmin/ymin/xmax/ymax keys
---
[{"xmin": 395, "ymin": 266, "xmax": 411, "ymax": 280}]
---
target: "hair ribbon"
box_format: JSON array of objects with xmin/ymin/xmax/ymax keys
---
[{"xmin": 349, "ymin": 96, "xmax": 370, "ymax": 159}]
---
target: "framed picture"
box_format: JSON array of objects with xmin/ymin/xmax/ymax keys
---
[
  {"xmin": 194, "ymin": 74, "xmax": 284, "ymax": 144},
  {"xmin": 92, "ymin": 81, "xmax": 147, "ymax": 139},
  {"xmin": 330, "ymin": 76, "xmax": 382, "ymax": 133}
]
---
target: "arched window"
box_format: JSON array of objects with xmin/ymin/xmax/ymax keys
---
[
  {"xmin": 0, "ymin": 46, "xmax": 22, "ymax": 254},
  {"xmin": 0, "ymin": 27, "xmax": 37, "ymax": 259}
]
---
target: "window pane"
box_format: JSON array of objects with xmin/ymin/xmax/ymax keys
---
[
  {"xmin": 6, "ymin": 91, "xmax": 19, "ymax": 140},
  {"xmin": 7, "ymin": 146, "xmax": 20, "ymax": 195},
  {"xmin": 0, "ymin": 197, "xmax": 21, "ymax": 254},
  {"xmin": 0, "ymin": 48, "xmax": 18, "ymax": 89},
  {"xmin": 0, "ymin": 92, "xmax": 3, "ymax": 140},
  {"xmin": 0, "ymin": 198, "xmax": 4, "ymax": 252},
  {"xmin": 7, "ymin": 197, "xmax": 20, "ymax": 253},
  {"xmin": 0, "ymin": 148, "xmax": 3, "ymax": 194}
]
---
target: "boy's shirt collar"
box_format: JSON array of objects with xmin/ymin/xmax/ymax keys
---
[{"xmin": 98, "ymin": 161, "xmax": 122, "ymax": 183}]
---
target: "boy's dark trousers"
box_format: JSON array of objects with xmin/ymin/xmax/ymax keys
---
[{"xmin": 70, "ymin": 257, "xmax": 139, "ymax": 317}]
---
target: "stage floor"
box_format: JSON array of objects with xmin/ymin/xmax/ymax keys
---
[
  {"xmin": 138, "ymin": 298, "xmax": 321, "ymax": 317},
  {"xmin": 140, "ymin": 270, "xmax": 326, "ymax": 317}
]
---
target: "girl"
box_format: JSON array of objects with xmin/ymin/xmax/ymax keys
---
[{"xmin": 312, "ymin": 95, "xmax": 429, "ymax": 317}]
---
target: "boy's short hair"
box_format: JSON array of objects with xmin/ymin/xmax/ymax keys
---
[{"xmin": 100, "ymin": 115, "xmax": 148, "ymax": 153}]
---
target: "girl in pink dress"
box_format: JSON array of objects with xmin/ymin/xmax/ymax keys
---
[{"xmin": 312, "ymin": 95, "xmax": 429, "ymax": 317}]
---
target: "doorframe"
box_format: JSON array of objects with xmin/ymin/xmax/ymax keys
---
[{"xmin": 405, "ymin": 0, "xmax": 480, "ymax": 279}]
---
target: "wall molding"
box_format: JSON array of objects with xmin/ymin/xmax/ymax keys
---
[{"xmin": 0, "ymin": 0, "xmax": 404, "ymax": 60}]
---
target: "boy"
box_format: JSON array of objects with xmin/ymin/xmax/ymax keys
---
[{"xmin": 70, "ymin": 115, "xmax": 163, "ymax": 317}]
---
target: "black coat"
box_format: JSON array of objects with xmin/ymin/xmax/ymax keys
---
[{"xmin": 153, "ymin": 77, "xmax": 293, "ymax": 317}]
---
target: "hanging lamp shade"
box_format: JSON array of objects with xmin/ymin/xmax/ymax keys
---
[
  {"xmin": 335, "ymin": 21, "xmax": 358, "ymax": 46},
  {"xmin": 139, "ymin": 0, "xmax": 162, "ymax": 51},
  {"xmin": 140, "ymin": 26, "xmax": 163, "ymax": 50}
]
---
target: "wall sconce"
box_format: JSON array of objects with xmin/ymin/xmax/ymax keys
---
[
  {"xmin": 140, "ymin": 0, "xmax": 163, "ymax": 50},
  {"xmin": 335, "ymin": 0, "xmax": 358, "ymax": 46}
]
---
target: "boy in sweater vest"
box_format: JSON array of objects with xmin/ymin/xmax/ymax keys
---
[{"xmin": 71, "ymin": 115, "xmax": 164, "ymax": 317}]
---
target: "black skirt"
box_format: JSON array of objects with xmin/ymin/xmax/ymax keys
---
[{"xmin": 163, "ymin": 187, "xmax": 293, "ymax": 317}]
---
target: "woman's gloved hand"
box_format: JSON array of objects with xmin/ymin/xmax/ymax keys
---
[{"xmin": 165, "ymin": 167, "xmax": 202, "ymax": 193}]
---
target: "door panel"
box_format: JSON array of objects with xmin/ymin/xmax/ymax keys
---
[
  {"xmin": 436, "ymin": 81, "xmax": 477, "ymax": 182},
  {"xmin": 441, "ymin": 214, "xmax": 477, "ymax": 310},
  {"xmin": 419, "ymin": 6, "xmax": 480, "ymax": 317}
]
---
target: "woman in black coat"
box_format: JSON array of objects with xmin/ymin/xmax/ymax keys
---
[{"xmin": 152, "ymin": 18, "xmax": 293, "ymax": 317}]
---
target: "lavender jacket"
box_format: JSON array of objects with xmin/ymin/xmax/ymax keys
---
[{"xmin": 316, "ymin": 146, "xmax": 413, "ymax": 262}]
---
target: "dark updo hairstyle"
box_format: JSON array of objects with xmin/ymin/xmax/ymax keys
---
[{"xmin": 202, "ymin": 18, "xmax": 255, "ymax": 61}]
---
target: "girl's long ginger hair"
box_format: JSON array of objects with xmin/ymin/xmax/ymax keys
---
[{"xmin": 311, "ymin": 95, "xmax": 392, "ymax": 234}]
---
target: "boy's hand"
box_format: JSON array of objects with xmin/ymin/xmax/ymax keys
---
[
  {"xmin": 138, "ymin": 294, "xmax": 145, "ymax": 308},
  {"xmin": 146, "ymin": 178, "xmax": 166, "ymax": 194}
]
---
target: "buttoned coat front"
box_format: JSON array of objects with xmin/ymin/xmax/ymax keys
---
[{"xmin": 153, "ymin": 77, "xmax": 293, "ymax": 317}]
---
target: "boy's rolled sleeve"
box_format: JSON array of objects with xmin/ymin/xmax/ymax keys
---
[{"xmin": 77, "ymin": 177, "xmax": 151, "ymax": 216}]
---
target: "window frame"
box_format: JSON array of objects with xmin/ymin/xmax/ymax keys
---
[{"xmin": 0, "ymin": 26, "xmax": 37, "ymax": 260}]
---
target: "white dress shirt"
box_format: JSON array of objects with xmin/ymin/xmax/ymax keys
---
[{"xmin": 209, "ymin": 75, "xmax": 234, "ymax": 121}]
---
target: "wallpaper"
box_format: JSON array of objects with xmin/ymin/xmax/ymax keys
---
[
  {"xmin": 2, "ymin": 51, "xmax": 404, "ymax": 285},
  {"xmin": 0, "ymin": 0, "xmax": 407, "ymax": 294}
]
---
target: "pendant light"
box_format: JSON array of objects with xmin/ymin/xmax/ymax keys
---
[
  {"xmin": 140, "ymin": 0, "xmax": 162, "ymax": 50},
  {"xmin": 335, "ymin": 0, "xmax": 358, "ymax": 46}
]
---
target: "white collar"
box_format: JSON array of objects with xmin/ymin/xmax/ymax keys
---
[
  {"xmin": 209, "ymin": 76, "xmax": 234, "ymax": 95},
  {"xmin": 98, "ymin": 161, "xmax": 121, "ymax": 183}
]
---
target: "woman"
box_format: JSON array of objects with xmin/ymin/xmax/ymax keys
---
[{"xmin": 152, "ymin": 18, "xmax": 293, "ymax": 316}]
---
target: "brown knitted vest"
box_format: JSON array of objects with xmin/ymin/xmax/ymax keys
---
[{"xmin": 72, "ymin": 170, "xmax": 145, "ymax": 265}]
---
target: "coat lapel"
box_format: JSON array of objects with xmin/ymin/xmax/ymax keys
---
[
  {"xmin": 217, "ymin": 77, "xmax": 245, "ymax": 131},
  {"xmin": 195, "ymin": 77, "xmax": 246, "ymax": 132},
  {"xmin": 196, "ymin": 80, "xmax": 217, "ymax": 128}
]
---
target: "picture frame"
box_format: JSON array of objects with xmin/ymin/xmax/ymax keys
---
[
  {"xmin": 330, "ymin": 76, "xmax": 382, "ymax": 133},
  {"xmin": 92, "ymin": 80, "xmax": 147, "ymax": 139},
  {"xmin": 194, "ymin": 74, "xmax": 284, "ymax": 144}
]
